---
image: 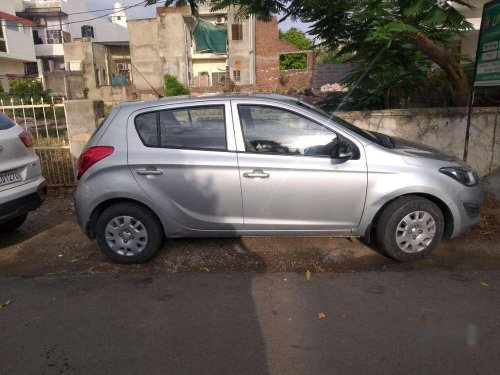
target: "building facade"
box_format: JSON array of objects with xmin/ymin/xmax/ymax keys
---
[
  {"xmin": 129, "ymin": 4, "xmax": 314, "ymax": 98},
  {"xmin": 0, "ymin": 0, "xmax": 36, "ymax": 91},
  {"xmin": 16, "ymin": 0, "xmax": 129, "ymax": 87}
]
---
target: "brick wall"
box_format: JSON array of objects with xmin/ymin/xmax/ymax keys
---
[{"xmin": 255, "ymin": 17, "xmax": 314, "ymax": 92}]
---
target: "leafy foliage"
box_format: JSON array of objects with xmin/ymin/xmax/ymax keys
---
[
  {"xmin": 279, "ymin": 28, "xmax": 311, "ymax": 70},
  {"xmin": 147, "ymin": 0, "xmax": 474, "ymax": 105},
  {"xmin": 214, "ymin": 0, "xmax": 473, "ymax": 105},
  {"xmin": 279, "ymin": 28, "xmax": 313, "ymax": 50},
  {"xmin": 280, "ymin": 53, "xmax": 308, "ymax": 70},
  {"xmin": 164, "ymin": 74, "xmax": 190, "ymax": 96},
  {"xmin": 8, "ymin": 79, "xmax": 51, "ymax": 103}
]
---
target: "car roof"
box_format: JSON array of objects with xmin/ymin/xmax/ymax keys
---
[{"xmin": 114, "ymin": 93, "xmax": 300, "ymax": 112}]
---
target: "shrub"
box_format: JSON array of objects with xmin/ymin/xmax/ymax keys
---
[
  {"xmin": 164, "ymin": 74, "xmax": 190, "ymax": 97},
  {"xmin": 8, "ymin": 79, "xmax": 50, "ymax": 103}
]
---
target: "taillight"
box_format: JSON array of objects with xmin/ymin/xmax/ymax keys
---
[
  {"xmin": 77, "ymin": 146, "xmax": 114, "ymax": 180},
  {"xmin": 19, "ymin": 130, "xmax": 34, "ymax": 148}
]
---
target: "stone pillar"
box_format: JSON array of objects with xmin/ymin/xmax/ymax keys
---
[{"xmin": 65, "ymin": 99, "xmax": 105, "ymax": 171}]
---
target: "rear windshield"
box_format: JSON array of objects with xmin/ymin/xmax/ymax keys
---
[{"xmin": 0, "ymin": 113, "xmax": 16, "ymax": 130}]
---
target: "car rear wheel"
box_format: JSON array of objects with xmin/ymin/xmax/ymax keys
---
[
  {"xmin": 95, "ymin": 202, "xmax": 164, "ymax": 264},
  {"xmin": 0, "ymin": 213, "xmax": 28, "ymax": 233},
  {"xmin": 376, "ymin": 196, "xmax": 444, "ymax": 262}
]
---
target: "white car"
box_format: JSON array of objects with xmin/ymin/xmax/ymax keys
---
[{"xmin": 0, "ymin": 113, "xmax": 46, "ymax": 233}]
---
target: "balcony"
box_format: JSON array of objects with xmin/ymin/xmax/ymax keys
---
[
  {"xmin": 0, "ymin": 28, "xmax": 36, "ymax": 62},
  {"xmin": 34, "ymin": 43, "xmax": 64, "ymax": 57}
]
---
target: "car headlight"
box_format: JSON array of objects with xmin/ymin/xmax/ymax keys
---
[{"xmin": 439, "ymin": 166, "xmax": 479, "ymax": 187}]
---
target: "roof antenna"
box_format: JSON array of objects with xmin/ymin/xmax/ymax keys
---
[{"xmin": 129, "ymin": 62, "xmax": 163, "ymax": 98}]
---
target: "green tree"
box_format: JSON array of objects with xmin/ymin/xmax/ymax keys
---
[
  {"xmin": 146, "ymin": 0, "xmax": 474, "ymax": 106},
  {"xmin": 279, "ymin": 28, "xmax": 312, "ymax": 70},
  {"xmin": 279, "ymin": 27, "xmax": 313, "ymax": 50}
]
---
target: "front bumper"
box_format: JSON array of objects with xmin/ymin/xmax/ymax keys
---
[
  {"xmin": 449, "ymin": 182, "xmax": 484, "ymax": 239},
  {"xmin": 0, "ymin": 179, "xmax": 46, "ymax": 225}
]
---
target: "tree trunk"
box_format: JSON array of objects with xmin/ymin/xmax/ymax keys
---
[{"xmin": 410, "ymin": 32, "xmax": 470, "ymax": 106}]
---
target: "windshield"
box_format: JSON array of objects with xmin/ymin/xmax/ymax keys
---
[{"xmin": 296, "ymin": 101, "xmax": 390, "ymax": 147}]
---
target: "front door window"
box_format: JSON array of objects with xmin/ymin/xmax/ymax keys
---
[{"xmin": 238, "ymin": 105, "xmax": 338, "ymax": 157}]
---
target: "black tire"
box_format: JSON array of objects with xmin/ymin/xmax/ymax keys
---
[
  {"xmin": 0, "ymin": 213, "xmax": 28, "ymax": 233},
  {"xmin": 376, "ymin": 196, "xmax": 444, "ymax": 262},
  {"xmin": 95, "ymin": 202, "xmax": 164, "ymax": 264}
]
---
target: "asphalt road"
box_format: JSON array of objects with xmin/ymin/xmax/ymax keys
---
[{"xmin": 1, "ymin": 271, "xmax": 499, "ymax": 375}]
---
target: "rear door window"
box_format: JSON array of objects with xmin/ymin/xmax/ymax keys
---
[
  {"xmin": 135, "ymin": 112, "xmax": 158, "ymax": 146},
  {"xmin": 0, "ymin": 113, "xmax": 16, "ymax": 130},
  {"xmin": 135, "ymin": 105, "xmax": 227, "ymax": 151}
]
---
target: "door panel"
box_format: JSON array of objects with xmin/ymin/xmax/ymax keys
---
[
  {"xmin": 232, "ymin": 101, "xmax": 367, "ymax": 233},
  {"xmin": 127, "ymin": 102, "xmax": 243, "ymax": 231},
  {"xmin": 238, "ymin": 153, "xmax": 366, "ymax": 232}
]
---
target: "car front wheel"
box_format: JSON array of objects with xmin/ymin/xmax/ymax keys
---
[
  {"xmin": 95, "ymin": 202, "xmax": 164, "ymax": 264},
  {"xmin": 376, "ymin": 196, "xmax": 445, "ymax": 262}
]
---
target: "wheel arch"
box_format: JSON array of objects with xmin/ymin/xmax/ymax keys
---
[
  {"xmin": 87, "ymin": 197, "xmax": 164, "ymax": 238},
  {"xmin": 365, "ymin": 193, "xmax": 454, "ymax": 242}
]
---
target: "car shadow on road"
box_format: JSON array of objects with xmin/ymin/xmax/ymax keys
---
[{"xmin": 0, "ymin": 188, "xmax": 74, "ymax": 250}]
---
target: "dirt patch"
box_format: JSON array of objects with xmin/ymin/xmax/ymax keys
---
[{"xmin": 1, "ymin": 188, "xmax": 500, "ymax": 277}]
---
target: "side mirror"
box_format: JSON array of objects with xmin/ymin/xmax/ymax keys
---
[
  {"xmin": 333, "ymin": 141, "xmax": 355, "ymax": 160},
  {"xmin": 338, "ymin": 149, "xmax": 354, "ymax": 160}
]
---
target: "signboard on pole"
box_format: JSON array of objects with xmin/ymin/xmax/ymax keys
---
[{"xmin": 474, "ymin": 0, "xmax": 500, "ymax": 86}]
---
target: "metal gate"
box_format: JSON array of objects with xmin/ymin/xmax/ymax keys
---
[{"xmin": 0, "ymin": 97, "xmax": 75, "ymax": 186}]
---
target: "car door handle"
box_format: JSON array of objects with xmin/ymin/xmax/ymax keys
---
[
  {"xmin": 137, "ymin": 168, "xmax": 163, "ymax": 176},
  {"xmin": 243, "ymin": 169, "xmax": 269, "ymax": 178}
]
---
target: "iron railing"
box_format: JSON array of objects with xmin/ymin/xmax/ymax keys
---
[{"xmin": 0, "ymin": 97, "xmax": 75, "ymax": 187}]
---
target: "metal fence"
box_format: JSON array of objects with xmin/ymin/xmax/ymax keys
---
[{"xmin": 0, "ymin": 97, "xmax": 76, "ymax": 187}]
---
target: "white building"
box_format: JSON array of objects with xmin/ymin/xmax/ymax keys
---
[
  {"xmin": 109, "ymin": 2, "xmax": 127, "ymax": 29},
  {"xmin": 17, "ymin": 0, "xmax": 129, "ymax": 82},
  {"xmin": 0, "ymin": 0, "xmax": 37, "ymax": 91}
]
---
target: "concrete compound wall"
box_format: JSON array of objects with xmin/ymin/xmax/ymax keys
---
[
  {"xmin": 336, "ymin": 107, "xmax": 500, "ymax": 177},
  {"xmin": 44, "ymin": 71, "xmax": 85, "ymax": 99},
  {"xmin": 65, "ymin": 100, "xmax": 105, "ymax": 167}
]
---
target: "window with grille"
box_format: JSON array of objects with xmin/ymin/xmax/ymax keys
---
[
  {"xmin": 46, "ymin": 29, "xmax": 62, "ymax": 44},
  {"xmin": 212, "ymin": 72, "xmax": 227, "ymax": 86},
  {"xmin": 233, "ymin": 70, "xmax": 241, "ymax": 82},
  {"xmin": 231, "ymin": 24, "xmax": 243, "ymax": 40}
]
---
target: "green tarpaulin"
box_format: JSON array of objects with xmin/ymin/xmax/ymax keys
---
[{"xmin": 193, "ymin": 19, "xmax": 227, "ymax": 54}]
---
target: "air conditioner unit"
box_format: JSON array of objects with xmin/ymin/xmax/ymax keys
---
[
  {"xmin": 117, "ymin": 63, "xmax": 127, "ymax": 71},
  {"xmin": 215, "ymin": 15, "xmax": 226, "ymax": 25}
]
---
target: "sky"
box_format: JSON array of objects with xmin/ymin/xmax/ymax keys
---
[{"xmin": 85, "ymin": 0, "xmax": 310, "ymax": 32}]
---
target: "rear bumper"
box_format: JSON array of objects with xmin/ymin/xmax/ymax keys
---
[{"xmin": 0, "ymin": 179, "xmax": 46, "ymax": 225}]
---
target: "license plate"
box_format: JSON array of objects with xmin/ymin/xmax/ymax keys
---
[{"xmin": 0, "ymin": 170, "xmax": 22, "ymax": 186}]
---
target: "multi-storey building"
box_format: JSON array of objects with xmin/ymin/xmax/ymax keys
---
[
  {"xmin": 128, "ymin": 3, "xmax": 314, "ymax": 98},
  {"xmin": 17, "ymin": 0, "xmax": 129, "ymax": 84},
  {"xmin": 0, "ymin": 0, "xmax": 36, "ymax": 91}
]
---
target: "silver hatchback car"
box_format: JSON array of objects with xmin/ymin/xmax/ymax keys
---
[{"xmin": 75, "ymin": 94, "xmax": 483, "ymax": 264}]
